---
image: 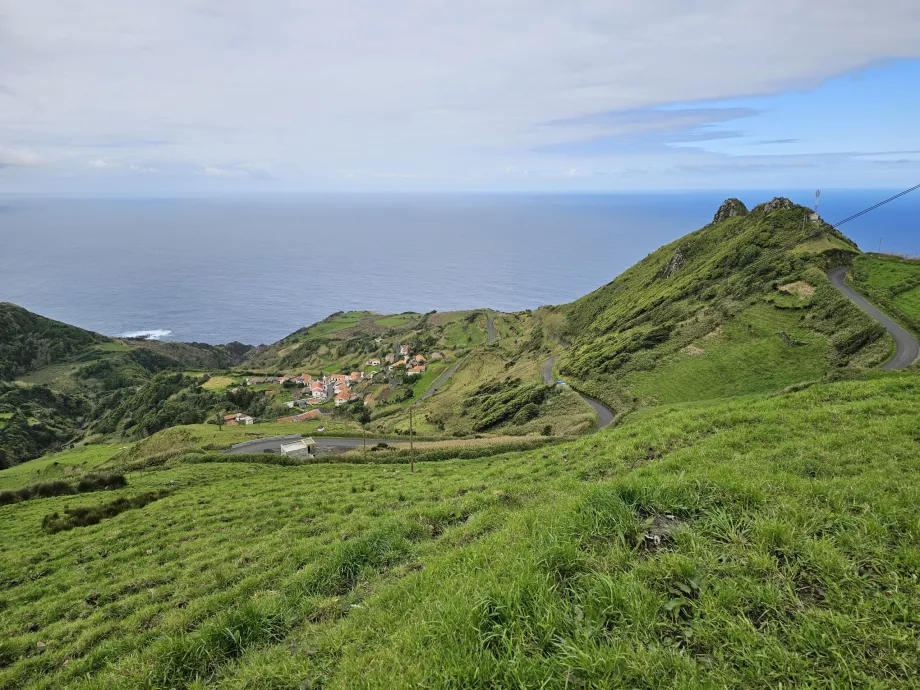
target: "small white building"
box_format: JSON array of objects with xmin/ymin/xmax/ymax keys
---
[{"xmin": 280, "ymin": 438, "xmax": 315, "ymax": 456}]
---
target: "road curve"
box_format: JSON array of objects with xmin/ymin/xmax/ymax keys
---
[
  {"xmin": 543, "ymin": 354, "xmax": 615, "ymax": 430},
  {"xmin": 828, "ymin": 267, "xmax": 919, "ymax": 370}
]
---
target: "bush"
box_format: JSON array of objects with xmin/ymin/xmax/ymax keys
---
[
  {"xmin": 0, "ymin": 473, "xmax": 128, "ymax": 506},
  {"xmin": 41, "ymin": 490, "xmax": 169, "ymax": 533}
]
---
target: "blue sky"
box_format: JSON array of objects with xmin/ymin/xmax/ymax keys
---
[{"xmin": 1, "ymin": 1, "xmax": 919, "ymax": 193}]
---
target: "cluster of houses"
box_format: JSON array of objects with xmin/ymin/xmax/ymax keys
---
[
  {"xmin": 376, "ymin": 344, "xmax": 428, "ymax": 377},
  {"xmin": 249, "ymin": 371, "xmax": 375, "ymax": 409}
]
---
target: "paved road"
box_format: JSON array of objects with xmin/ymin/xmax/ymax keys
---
[
  {"xmin": 487, "ymin": 314, "xmax": 497, "ymax": 343},
  {"xmin": 416, "ymin": 359, "xmax": 464, "ymax": 403},
  {"xmin": 828, "ymin": 267, "xmax": 919, "ymax": 370},
  {"xmin": 225, "ymin": 435, "xmax": 407, "ymax": 456},
  {"xmin": 543, "ymin": 354, "xmax": 615, "ymax": 429}
]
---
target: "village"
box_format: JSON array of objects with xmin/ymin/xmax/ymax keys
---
[{"xmin": 222, "ymin": 342, "xmax": 431, "ymax": 426}]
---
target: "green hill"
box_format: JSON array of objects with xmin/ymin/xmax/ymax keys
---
[
  {"xmin": 0, "ymin": 307, "xmax": 255, "ymax": 467},
  {"xmin": 0, "ymin": 303, "xmax": 105, "ymax": 382},
  {"xmin": 553, "ymin": 198, "xmax": 888, "ymax": 411}
]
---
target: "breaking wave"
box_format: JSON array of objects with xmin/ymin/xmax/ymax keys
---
[{"xmin": 117, "ymin": 328, "xmax": 173, "ymax": 340}]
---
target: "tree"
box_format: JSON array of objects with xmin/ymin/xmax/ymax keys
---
[{"xmin": 215, "ymin": 410, "xmax": 224, "ymax": 431}]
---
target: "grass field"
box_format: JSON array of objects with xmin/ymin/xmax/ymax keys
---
[
  {"xmin": 201, "ymin": 376, "xmax": 235, "ymax": 392},
  {"xmin": 851, "ymin": 254, "xmax": 920, "ymax": 336},
  {"xmin": 0, "ymin": 444, "xmax": 125, "ymax": 491},
  {"xmin": 625, "ymin": 304, "xmax": 831, "ymax": 405},
  {"xmin": 2, "ymin": 373, "xmax": 919, "ymax": 688},
  {"xmin": 373, "ymin": 314, "xmax": 421, "ymax": 328}
]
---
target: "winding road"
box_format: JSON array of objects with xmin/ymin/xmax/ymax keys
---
[
  {"xmin": 828, "ymin": 267, "xmax": 919, "ymax": 370},
  {"xmin": 416, "ymin": 312, "xmax": 497, "ymax": 404},
  {"xmin": 543, "ymin": 354, "xmax": 615, "ymax": 430}
]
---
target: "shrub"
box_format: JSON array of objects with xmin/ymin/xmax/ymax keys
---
[
  {"xmin": 42, "ymin": 490, "xmax": 169, "ymax": 533},
  {"xmin": 0, "ymin": 473, "xmax": 128, "ymax": 506}
]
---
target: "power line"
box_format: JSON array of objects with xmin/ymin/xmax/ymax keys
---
[{"xmin": 833, "ymin": 183, "xmax": 920, "ymax": 227}]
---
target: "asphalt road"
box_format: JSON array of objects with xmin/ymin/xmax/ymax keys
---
[
  {"xmin": 543, "ymin": 354, "xmax": 615, "ymax": 429},
  {"xmin": 828, "ymin": 266, "xmax": 920, "ymax": 370},
  {"xmin": 487, "ymin": 314, "xmax": 496, "ymax": 343},
  {"xmin": 415, "ymin": 359, "xmax": 464, "ymax": 402}
]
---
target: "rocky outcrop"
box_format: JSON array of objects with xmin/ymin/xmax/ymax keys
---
[
  {"xmin": 711, "ymin": 198, "xmax": 748, "ymax": 225},
  {"xmin": 659, "ymin": 246, "xmax": 686, "ymax": 278},
  {"xmin": 755, "ymin": 197, "xmax": 794, "ymax": 215}
]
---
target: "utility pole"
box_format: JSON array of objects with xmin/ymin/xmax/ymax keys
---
[
  {"xmin": 409, "ymin": 407, "xmax": 415, "ymax": 472},
  {"xmin": 879, "ymin": 237, "xmax": 884, "ymax": 253}
]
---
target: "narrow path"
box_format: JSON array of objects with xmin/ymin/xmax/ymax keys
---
[
  {"xmin": 487, "ymin": 313, "xmax": 497, "ymax": 343},
  {"xmin": 828, "ymin": 267, "xmax": 919, "ymax": 370},
  {"xmin": 543, "ymin": 354, "xmax": 615, "ymax": 430},
  {"xmin": 416, "ymin": 359, "xmax": 464, "ymax": 402}
]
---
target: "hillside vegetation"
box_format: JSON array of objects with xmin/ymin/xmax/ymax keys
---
[
  {"xmin": 554, "ymin": 198, "xmax": 889, "ymax": 411},
  {"xmin": 851, "ymin": 253, "xmax": 920, "ymax": 336},
  {"xmin": 1, "ymin": 374, "xmax": 919, "ymax": 688},
  {"xmin": 0, "ymin": 307, "xmax": 253, "ymax": 467}
]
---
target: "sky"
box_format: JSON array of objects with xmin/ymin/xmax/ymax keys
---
[{"xmin": 1, "ymin": 1, "xmax": 920, "ymax": 194}]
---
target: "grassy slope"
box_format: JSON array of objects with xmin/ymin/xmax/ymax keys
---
[
  {"xmin": 851, "ymin": 253, "xmax": 920, "ymax": 336},
  {"xmin": 0, "ymin": 444, "xmax": 125, "ymax": 490},
  {"xmin": 556, "ymin": 200, "xmax": 888, "ymax": 412},
  {"xmin": 1, "ymin": 374, "xmax": 919, "ymax": 688}
]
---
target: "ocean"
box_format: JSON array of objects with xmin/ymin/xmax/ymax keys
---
[{"xmin": 0, "ymin": 190, "xmax": 917, "ymax": 345}]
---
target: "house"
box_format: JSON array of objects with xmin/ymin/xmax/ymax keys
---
[
  {"xmin": 274, "ymin": 376, "xmax": 290, "ymax": 385},
  {"xmin": 385, "ymin": 353, "xmax": 395, "ymax": 364},
  {"xmin": 245, "ymin": 376, "xmax": 271, "ymax": 385},
  {"xmin": 329, "ymin": 374, "xmax": 349, "ymax": 386},
  {"xmin": 414, "ymin": 354, "xmax": 426, "ymax": 364},
  {"xmin": 390, "ymin": 359, "xmax": 407, "ymax": 369},
  {"xmin": 350, "ymin": 371, "xmax": 361, "ymax": 382},
  {"xmin": 311, "ymin": 384, "xmax": 326, "ymax": 399},
  {"xmin": 335, "ymin": 391, "xmax": 350, "ymax": 406},
  {"xmin": 277, "ymin": 409, "xmax": 321, "ymax": 423},
  {"xmin": 284, "ymin": 399, "xmax": 312, "ymax": 409},
  {"xmin": 294, "ymin": 374, "xmax": 312, "ymax": 385},
  {"xmin": 366, "ymin": 358, "xmax": 381, "ymax": 366},
  {"xmin": 407, "ymin": 366, "xmax": 426, "ymax": 376},
  {"xmin": 224, "ymin": 413, "xmax": 254, "ymax": 426},
  {"xmin": 400, "ymin": 345, "xmax": 410, "ymax": 356},
  {"xmin": 280, "ymin": 438, "xmax": 316, "ymax": 456}
]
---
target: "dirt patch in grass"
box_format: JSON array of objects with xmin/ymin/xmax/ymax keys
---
[
  {"xmin": 778, "ymin": 281, "xmax": 815, "ymax": 299},
  {"xmin": 702, "ymin": 326, "xmax": 722, "ymax": 340},
  {"xmin": 682, "ymin": 344, "xmax": 705, "ymax": 356}
]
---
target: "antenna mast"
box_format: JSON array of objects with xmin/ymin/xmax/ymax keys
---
[{"xmin": 814, "ymin": 189, "xmax": 821, "ymax": 214}]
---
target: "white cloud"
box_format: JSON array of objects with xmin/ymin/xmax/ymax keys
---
[
  {"xmin": 201, "ymin": 165, "xmax": 251, "ymax": 178},
  {"xmin": 0, "ymin": 0, "xmax": 919, "ymax": 190},
  {"xmin": 0, "ymin": 145, "xmax": 41, "ymax": 167}
]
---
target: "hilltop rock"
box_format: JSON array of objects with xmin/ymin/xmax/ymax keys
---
[
  {"xmin": 754, "ymin": 197, "xmax": 794, "ymax": 215},
  {"xmin": 711, "ymin": 198, "xmax": 748, "ymax": 225}
]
